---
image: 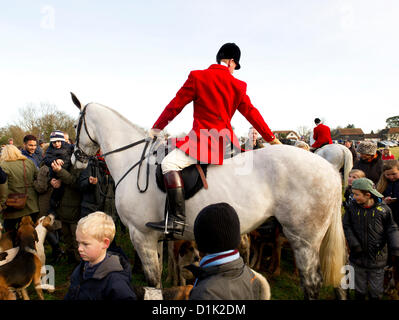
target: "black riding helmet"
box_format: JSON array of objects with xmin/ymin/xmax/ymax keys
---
[{"xmin": 216, "ymin": 43, "xmax": 241, "ymax": 70}]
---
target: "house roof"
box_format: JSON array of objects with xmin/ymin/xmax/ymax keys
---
[
  {"xmin": 388, "ymin": 127, "xmax": 399, "ymax": 134},
  {"xmin": 272, "ymin": 130, "xmax": 300, "ymax": 139},
  {"xmin": 273, "ymin": 130, "xmax": 299, "ymax": 135},
  {"xmin": 337, "ymin": 128, "xmax": 364, "ymax": 135}
]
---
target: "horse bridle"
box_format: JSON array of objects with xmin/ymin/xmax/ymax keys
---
[{"xmin": 74, "ymin": 104, "xmax": 156, "ymax": 192}]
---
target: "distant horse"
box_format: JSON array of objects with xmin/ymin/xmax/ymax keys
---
[
  {"xmin": 314, "ymin": 144, "xmax": 353, "ymax": 188},
  {"xmin": 70, "ymin": 94, "xmax": 346, "ymax": 299},
  {"xmin": 309, "ymin": 136, "xmax": 353, "ymax": 188}
]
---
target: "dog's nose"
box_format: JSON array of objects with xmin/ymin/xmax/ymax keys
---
[{"xmin": 194, "ymin": 256, "xmax": 200, "ymax": 262}]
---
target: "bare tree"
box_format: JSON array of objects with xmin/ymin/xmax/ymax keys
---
[
  {"xmin": 1, "ymin": 102, "xmax": 76, "ymax": 145},
  {"xmin": 297, "ymin": 125, "xmax": 311, "ymax": 142}
]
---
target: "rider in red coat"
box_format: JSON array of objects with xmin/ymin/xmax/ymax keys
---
[
  {"xmin": 146, "ymin": 43, "xmax": 281, "ymax": 236},
  {"xmin": 311, "ymin": 118, "xmax": 333, "ymax": 149}
]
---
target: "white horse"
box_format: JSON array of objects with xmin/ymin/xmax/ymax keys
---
[
  {"xmin": 70, "ymin": 94, "xmax": 346, "ymax": 299},
  {"xmin": 314, "ymin": 144, "xmax": 353, "ymax": 188},
  {"xmin": 309, "ymin": 136, "xmax": 353, "ymax": 188}
]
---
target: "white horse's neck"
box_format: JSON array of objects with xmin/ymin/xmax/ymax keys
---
[{"xmin": 86, "ymin": 103, "xmax": 147, "ymax": 183}]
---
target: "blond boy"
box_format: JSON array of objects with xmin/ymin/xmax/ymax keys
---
[{"xmin": 64, "ymin": 212, "xmax": 136, "ymax": 300}]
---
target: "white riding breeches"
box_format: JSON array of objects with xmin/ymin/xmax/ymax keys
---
[{"xmin": 161, "ymin": 147, "xmax": 198, "ymax": 174}]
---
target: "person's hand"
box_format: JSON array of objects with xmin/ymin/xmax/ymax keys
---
[
  {"xmin": 384, "ymin": 196, "xmax": 397, "ymax": 205},
  {"xmin": 89, "ymin": 176, "xmax": 98, "ymax": 185},
  {"xmin": 148, "ymin": 128, "xmax": 161, "ymax": 139},
  {"xmin": 269, "ymin": 138, "xmax": 282, "ymax": 145},
  {"xmin": 55, "ymin": 159, "xmax": 64, "ymax": 166},
  {"xmin": 51, "ymin": 161, "xmax": 62, "ymax": 173},
  {"xmin": 50, "ymin": 178, "xmax": 61, "ymax": 189}
]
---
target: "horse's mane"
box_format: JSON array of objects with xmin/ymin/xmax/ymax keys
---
[{"xmin": 91, "ymin": 103, "xmax": 148, "ymax": 136}]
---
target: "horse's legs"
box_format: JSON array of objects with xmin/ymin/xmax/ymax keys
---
[
  {"xmin": 284, "ymin": 229, "xmax": 323, "ymax": 300},
  {"xmin": 130, "ymin": 229, "xmax": 162, "ymax": 288}
]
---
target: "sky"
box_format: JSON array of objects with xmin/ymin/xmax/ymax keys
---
[{"xmin": 1, "ymin": 0, "xmax": 398, "ymax": 138}]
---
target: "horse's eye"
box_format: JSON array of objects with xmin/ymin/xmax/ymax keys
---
[{"xmin": 74, "ymin": 125, "xmax": 77, "ymax": 129}]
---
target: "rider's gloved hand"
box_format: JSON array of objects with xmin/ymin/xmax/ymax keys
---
[
  {"xmin": 148, "ymin": 128, "xmax": 161, "ymax": 139},
  {"xmin": 269, "ymin": 138, "xmax": 282, "ymax": 145}
]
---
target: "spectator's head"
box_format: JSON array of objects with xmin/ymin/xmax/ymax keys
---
[
  {"xmin": 248, "ymin": 127, "xmax": 259, "ymax": 145},
  {"xmin": 23, "ymin": 134, "xmax": 37, "ymax": 155},
  {"xmin": 194, "ymin": 203, "xmax": 241, "ymax": 254},
  {"xmin": 76, "ymin": 212, "xmax": 115, "ymax": 265},
  {"xmin": 294, "ymin": 140, "xmax": 310, "ymax": 151},
  {"xmin": 352, "ymin": 178, "xmax": 384, "ymax": 206},
  {"xmin": 0, "ymin": 144, "xmax": 27, "ymax": 162},
  {"xmin": 344, "ymin": 140, "xmax": 353, "ymax": 148},
  {"xmin": 7, "ymin": 138, "xmax": 13, "ymax": 145},
  {"xmin": 357, "ymin": 141, "xmax": 377, "ymax": 161},
  {"xmin": 50, "ymin": 130, "xmax": 65, "ymax": 149},
  {"xmin": 348, "ymin": 169, "xmax": 366, "ymax": 187},
  {"xmin": 314, "ymin": 118, "xmax": 321, "ymax": 125}
]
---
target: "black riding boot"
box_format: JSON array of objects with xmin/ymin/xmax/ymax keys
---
[{"xmin": 146, "ymin": 171, "xmax": 186, "ymax": 236}]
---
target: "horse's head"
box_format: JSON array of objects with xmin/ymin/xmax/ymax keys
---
[{"xmin": 70, "ymin": 92, "xmax": 99, "ymax": 170}]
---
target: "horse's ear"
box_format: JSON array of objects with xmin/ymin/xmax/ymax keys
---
[{"xmin": 70, "ymin": 92, "xmax": 82, "ymax": 110}]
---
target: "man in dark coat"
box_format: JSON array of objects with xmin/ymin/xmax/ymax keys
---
[
  {"xmin": 21, "ymin": 134, "xmax": 42, "ymax": 168},
  {"xmin": 78, "ymin": 151, "xmax": 116, "ymax": 219},
  {"xmin": 353, "ymin": 141, "xmax": 383, "ymax": 184}
]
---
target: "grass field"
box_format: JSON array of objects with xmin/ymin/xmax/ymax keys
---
[
  {"xmin": 386, "ymin": 146, "xmax": 399, "ymax": 159},
  {"xmin": 26, "ymin": 220, "xmax": 396, "ymax": 301}
]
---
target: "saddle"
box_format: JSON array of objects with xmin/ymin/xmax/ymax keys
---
[{"xmin": 155, "ymin": 164, "xmax": 208, "ymax": 200}]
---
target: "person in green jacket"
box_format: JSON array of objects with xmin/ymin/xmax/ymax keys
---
[
  {"xmin": 0, "ymin": 144, "xmax": 39, "ymax": 232},
  {"xmin": 51, "ymin": 160, "xmax": 82, "ymax": 263}
]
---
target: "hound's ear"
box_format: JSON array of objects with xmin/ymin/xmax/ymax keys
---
[{"xmin": 70, "ymin": 92, "xmax": 82, "ymax": 110}]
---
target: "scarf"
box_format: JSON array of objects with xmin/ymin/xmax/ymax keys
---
[{"xmin": 193, "ymin": 249, "xmax": 240, "ymax": 287}]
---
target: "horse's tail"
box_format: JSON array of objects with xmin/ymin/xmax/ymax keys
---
[
  {"xmin": 319, "ymin": 191, "xmax": 347, "ymax": 287},
  {"xmin": 342, "ymin": 147, "xmax": 353, "ymax": 189}
]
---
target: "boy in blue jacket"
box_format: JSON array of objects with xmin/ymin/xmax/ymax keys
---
[{"xmin": 64, "ymin": 211, "xmax": 136, "ymax": 300}]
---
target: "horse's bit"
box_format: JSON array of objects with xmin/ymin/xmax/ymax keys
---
[{"xmin": 74, "ymin": 104, "xmax": 157, "ymax": 192}]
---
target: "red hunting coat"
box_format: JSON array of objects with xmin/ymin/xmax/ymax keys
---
[
  {"xmin": 152, "ymin": 64, "xmax": 276, "ymax": 164},
  {"xmin": 312, "ymin": 123, "xmax": 333, "ymax": 148}
]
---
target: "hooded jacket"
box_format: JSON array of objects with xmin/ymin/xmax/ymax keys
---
[
  {"xmin": 64, "ymin": 251, "xmax": 136, "ymax": 300},
  {"xmin": 188, "ymin": 257, "xmax": 264, "ymax": 300},
  {"xmin": 343, "ymin": 199, "xmax": 399, "ymax": 269}
]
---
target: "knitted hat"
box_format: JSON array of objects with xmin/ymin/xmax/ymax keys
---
[
  {"xmin": 50, "ymin": 130, "xmax": 65, "ymax": 142},
  {"xmin": 357, "ymin": 141, "xmax": 377, "ymax": 155},
  {"xmin": 352, "ymin": 178, "xmax": 384, "ymax": 198},
  {"xmin": 194, "ymin": 202, "xmax": 241, "ymax": 254}
]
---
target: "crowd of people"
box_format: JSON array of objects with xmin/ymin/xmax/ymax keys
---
[{"xmin": 0, "ymin": 131, "xmax": 119, "ymax": 266}]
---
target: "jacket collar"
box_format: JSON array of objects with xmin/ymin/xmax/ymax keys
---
[{"xmin": 208, "ymin": 64, "xmax": 230, "ymax": 72}]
